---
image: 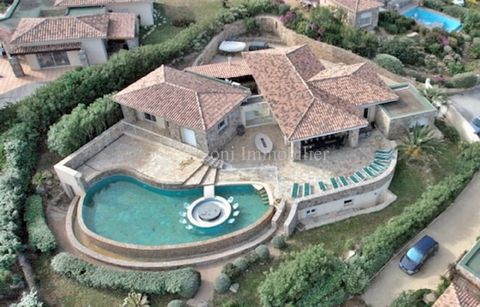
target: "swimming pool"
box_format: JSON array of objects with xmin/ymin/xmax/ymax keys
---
[
  {"xmin": 402, "ymin": 7, "xmax": 462, "ymax": 32},
  {"xmin": 81, "ymin": 175, "xmax": 270, "ymax": 246}
]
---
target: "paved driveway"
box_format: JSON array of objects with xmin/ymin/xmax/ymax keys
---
[
  {"xmin": 450, "ymin": 89, "xmax": 480, "ymax": 122},
  {"xmin": 363, "ymin": 172, "xmax": 480, "ymax": 307}
]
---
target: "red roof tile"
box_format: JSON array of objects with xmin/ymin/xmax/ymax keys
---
[
  {"xmin": 186, "ymin": 60, "xmax": 252, "ymax": 79},
  {"xmin": 54, "ymin": 0, "xmax": 149, "ymax": 7}
]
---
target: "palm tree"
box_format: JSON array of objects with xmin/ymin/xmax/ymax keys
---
[
  {"xmin": 397, "ymin": 125, "xmax": 444, "ymax": 164},
  {"xmin": 122, "ymin": 292, "xmax": 150, "ymax": 307}
]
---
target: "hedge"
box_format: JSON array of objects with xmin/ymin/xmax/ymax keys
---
[
  {"xmin": 51, "ymin": 252, "xmax": 201, "ymax": 298},
  {"xmin": 445, "ymin": 72, "xmax": 478, "ymax": 88},
  {"xmin": 24, "ymin": 195, "xmax": 56, "ymax": 253},
  {"xmin": 374, "ymin": 54, "xmax": 404, "ymax": 75},
  {"xmin": 10, "ymin": 290, "xmax": 44, "ymax": 307},
  {"xmin": 214, "ymin": 273, "xmax": 231, "ymax": 294},
  {"xmin": 257, "ymin": 143, "xmax": 480, "ymax": 305},
  {"xmin": 47, "ymin": 96, "xmax": 122, "ymax": 156}
]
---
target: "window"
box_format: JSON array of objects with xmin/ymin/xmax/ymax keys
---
[
  {"xmin": 363, "ymin": 108, "xmax": 369, "ymax": 119},
  {"xmin": 217, "ymin": 118, "xmax": 228, "ymax": 133},
  {"xmin": 306, "ymin": 208, "xmax": 316, "ymax": 215},
  {"xmin": 37, "ymin": 51, "xmax": 70, "ymax": 68},
  {"xmin": 144, "ymin": 113, "xmax": 156, "ymax": 122},
  {"xmin": 358, "ymin": 12, "xmax": 373, "ymax": 27},
  {"xmin": 344, "ymin": 199, "xmax": 353, "ymax": 205}
]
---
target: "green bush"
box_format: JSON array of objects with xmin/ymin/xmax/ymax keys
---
[
  {"xmin": 374, "ymin": 54, "xmax": 404, "ymax": 75},
  {"xmin": 24, "ymin": 195, "xmax": 56, "ymax": 253},
  {"xmin": 423, "ymin": 0, "xmax": 447, "ymax": 10},
  {"xmin": 47, "ymin": 96, "xmax": 122, "ymax": 157},
  {"xmin": 445, "ymin": 72, "xmax": 478, "ymax": 88},
  {"xmin": 379, "ymin": 11, "xmax": 415, "ymax": 34},
  {"xmin": 271, "ymin": 235, "xmax": 287, "ymax": 250},
  {"xmin": 442, "ymin": 5, "xmax": 469, "ymax": 19},
  {"xmin": 10, "ymin": 290, "xmax": 44, "ymax": 307},
  {"xmin": 379, "ymin": 37, "xmax": 424, "ymax": 65},
  {"xmin": 464, "ymin": 11, "xmax": 480, "ymax": 37},
  {"xmin": 255, "ymin": 244, "xmax": 270, "ymax": 261},
  {"xmin": 167, "ymin": 299, "xmax": 184, "ymax": 307},
  {"xmin": 245, "ymin": 250, "xmax": 260, "ymax": 265},
  {"xmin": 391, "ymin": 289, "xmax": 431, "ymax": 307},
  {"xmin": 51, "ymin": 252, "xmax": 201, "ymax": 298},
  {"xmin": 221, "ymin": 262, "xmax": 241, "ymax": 279},
  {"xmin": 214, "ymin": 273, "xmax": 231, "ymax": 294},
  {"xmin": 233, "ymin": 257, "xmax": 249, "ymax": 271},
  {"xmin": 435, "ymin": 120, "xmax": 460, "ymax": 143},
  {"xmin": 257, "ymin": 245, "xmax": 347, "ymax": 306}
]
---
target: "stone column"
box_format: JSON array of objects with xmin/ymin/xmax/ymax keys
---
[
  {"xmin": 291, "ymin": 141, "xmax": 301, "ymax": 161},
  {"xmin": 8, "ymin": 56, "xmax": 25, "ymax": 77},
  {"xmin": 121, "ymin": 105, "xmax": 137, "ymax": 123},
  {"xmin": 78, "ymin": 49, "xmax": 89, "ymax": 67},
  {"xmin": 348, "ymin": 129, "xmax": 360, "ymax": 148}
]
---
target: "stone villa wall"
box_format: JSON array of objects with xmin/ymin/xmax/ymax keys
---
[{"xmin": 206, "ymin": 105, "xmax": 242, "ymax": 153}]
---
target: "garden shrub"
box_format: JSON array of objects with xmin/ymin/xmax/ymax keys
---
[
  {"xmin": 379, "ymin": 11, "xmax": 415, "ymax": 34},
  {"xmin": 221, "ymin": 262, "xmax": 241, "ymax": 279},
  {"xmin": 423, "ymin": 0, "xmax": 447, "ymax": 11},
  {"xmin": 214, "ymin": 273, "xmax": 231, "ymax": 294},
  {"xmin": 233, "ymin": 257, "xmax": 249, "ymax": 271},
  {"xmin": 255, "ymin": 244, "xmax": 270, "ymax": 261},
  {"xmin": 47, "ymin": 96, "xmax": 122, "ymax": 157},
  {"xmin": 390, "ymin": 289, "xmax": 431, "ymax": 307},
  {"xmin": 374, "ymin": 54, "xmax": 404, "ymax": 75},
  {"xmin": 271, "ymin": 234, "xmax": 287, "ymax": 250},
  {"xmin": 445, "ymin": 72, "xmax": 478, "ymax": 88},
  {"xmin": 379, "ymin": 37, "xmax": 424, "ymax": 65},
  {"xmin": 435, "ymin": 120, "xmax": 460, "ymax": 143},
  {"xmin": 442, "ymin": 5, "xmax": 469, "ymax": 19},
  {"xmin": 245, "ymin": 250, "xmax": 260, "ymax": 265},
  {"xmin": 404, "ymin": 68, "xmax": 428, "ymax": 83},
  {"xmin": 167, "ymin": 300, "xmax": 184, "ymax": 307},
  {"xmin": 10, "ymin": 290, "xmax": 43, "ymax": 307},
  {"xmin": 464, "ymin": 11, "xmax": 480, "ymax": 37},
  {"xmin": 24, "ymin": 195, "xmax": 56, "ymax": 253},
  {"xmin": 51, "ymin": 252, "xmax": 201, "ymax": 298},
  {"xmin": 257, "ymin": 245, "xmax": 348, "ymax": 306}
]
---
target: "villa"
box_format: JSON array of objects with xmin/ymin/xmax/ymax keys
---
[
  {"xmin": 53, "ymin": 0, "xmax": 155, "ymax": 26},
  {"xmin": 319, "ymin": 0, "xmax": 383, "ymax": 29},
  {"xmin": 7, "ymin": 13, "xmax": 138, "ymax": 70}
]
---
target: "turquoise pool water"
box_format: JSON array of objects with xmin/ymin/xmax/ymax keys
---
[
  {"xmin": 82, "ymin": 175, "xmax": 269, "ymax": 246},
  {"xmin": 402, "ymin": 7, "xmax": 462, "ymax": 32}
]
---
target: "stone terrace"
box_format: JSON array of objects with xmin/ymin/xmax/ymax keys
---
[
  {"xmin": 77, "ymin": 134, "xmax": 203, "ymax": 184},
  {"xmin": 218, "ymin": 125, "xmax": 392, "ymax": 198}
]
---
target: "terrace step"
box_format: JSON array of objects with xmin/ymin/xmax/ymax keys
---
[
  {"xmin": 202, "ymin": 167, "xmax": 217, "ymax": 186},
  {"xmin": 183, "ymin": 164, "xmax": 209, "ymax": 186}
]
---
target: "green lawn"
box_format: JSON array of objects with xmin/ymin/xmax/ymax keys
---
[
  {"xmin": 141, "ymin": 0, "xmax": 225, "ymax": 45},
  {"xmin": 33, "ymin": 255, "xmax": 175, "ymax": 307}
]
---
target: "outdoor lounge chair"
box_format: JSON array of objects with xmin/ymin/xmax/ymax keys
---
[
  {"xmin": 376, "ymin": 149, "xmax": 393, "ymax": 154},
  {"xmin": 318, "ymin": 181, "xmax": 328, "ymax": 192},
  {"xmin": 349, "ymin": 175, "xmax": 360, "ymax": 184},
  {"xmin": 291, "ymin": 183, "xmax": 300, "ymax": 198},
  {"xmin": 304, "ymin": 183, "xmax": 311, "ymax": 196},
  {"xmin": 339, "ymin": 176, "xmax": 349, "ymax": 186},
  {"xmin": 330, "ymin": 177, "xmax": 340, "ymax": 189},
  {"xmin": 355, "ymin": 171, "xmax": 366, "ymax": 180},
  {"xmin": 363, "ymin": 167, "xmax": 377, "ymax": 177},
  {"xmin": 369, "ymin": 163, "xmax": 384, "ymax": 173},
  {"xmin": 373, "ymin": 159, "xmax": 388, "ymax": 167},
  {"xmin": 375, "ymin": 154, "xmax": 391, "ymax": 161}
]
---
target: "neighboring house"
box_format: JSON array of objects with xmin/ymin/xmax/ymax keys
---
[
  {"xmin": 7, "ymin": 13, "xmax": 138, "ymax": 70},
  {"xmin": 318, "ymin": 0, "xmax": 383, "ymax": 29},
  {"xmin": 53, "ymin": 0, "xmax": 155, "ymax": 26},
  {"xmin": 116, "ymin": 45, "xmax": 437, "ymax": 160},
  {"xmin": 114, "ymin": 65, "xmax": 251, "ymax": 153}
]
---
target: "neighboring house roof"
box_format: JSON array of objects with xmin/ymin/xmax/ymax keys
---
[
  {"xmin": 433, "ymin": 283, "xmax": 480, "ymax": 307},
  {"xmin": 185, "ymin": 60, "xmax": 252, "ymax": 79},
  {"xmin": 54, "ymin": 0, "xmax": 149, "ymax": 7},
  {"xmin": 9, "ymin": 13, "xmax": 136, "ymax": 46},
  {"xmin": 242, "ymin": 45, "xmax": 397, "ymax": 141},
  {"xmin": 333, "ymin": 0, "xmax": 383, "ymax": 12},
  {"xmin": 8, "ymin": 42, "xmax": 82, "ymax": 55},
  {"xmin": 114, "ymin": 65, "xmax": 250, "ymax": 131}
]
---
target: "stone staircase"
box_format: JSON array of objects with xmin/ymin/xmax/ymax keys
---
[
  {"xmin": 182, "ymin": 155, "xmax": 226, "ymax": 186},
  {"xmin": 257, "ymin": 187, "xmax": 270, "ymax": 206}
]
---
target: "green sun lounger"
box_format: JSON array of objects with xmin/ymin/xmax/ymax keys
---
[
  {"xmin": 330, "ymin": 177, "xmax": 340, "ymax": 189},
  {"xmin": 304, "ymin": 183, "xmax": 311, "ymax": 196},
  {"xmin": 370, "ymin": 163, "xmax": 384, "ymax": 172},
  {"xmin": 363, "ymin": 167, "xmax": 376, "ymax": 177},
  {"xmin": 373, "ymin": 159, "xmax": 388, "ymax": 167},
  {"xmin": 375, "ymin": 155, "xmax": 391, "ymax": 161},
  {"xmin": 355, "ymin": 171, "xmax": 366, "ymax": 180},
  {"xmin": 339, "ymin": 176, "xmax": 349, "ymax": 186},
  {"xmin": 291, "ymin": 183, "xmax": 299, "ymax": 198},
  {"xmin": 376, "ymin": 149, "xmax": 393, "ymax": 154},
  {"xmin": 349, "ymin": 175, "xmax": 360, "ymax": 184},
  {"xmin": 318, "ymin": 181, "xmax": 328, "ymax": 192}
]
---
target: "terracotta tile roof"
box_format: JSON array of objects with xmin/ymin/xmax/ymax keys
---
[
  {"xmin": 185, "ymin": 60, "xmax": 252, "ymax": 79},
  {"xmin": 107, "ymin": 13, "xmax": 137, "ymax": 39},
  {"xmin": 333, "ymin": 0, "xmax": 383, "ymax": 12},
  {"xmin": 54, "ymin": 0, "xmax": 149, "ymax": 7},
  {"xmin": 433, "ymin": 283, "xmax": 480, "ymax": 307},
  {"xmin": 242, "ymin": 45, "xmax": 396, "ymax": 141},
  {"xmin": 10, "ymin": 15, "xmax": 109, "ymax": 45},
  {"xmin": 113, "ymin": 65, "xmax": 250, "ymax": 131},
  {"xmin": 8, "ymin": 42, "xmax": 82, "ymax": 55}
]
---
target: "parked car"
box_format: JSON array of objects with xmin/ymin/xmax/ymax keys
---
[
  {"xmin": 248, "ymin": 41, "xmax": 269, "ymax": 51},
  {"xmin": 471, "ymin": 116, "xmax": 480, "ymax": 134},
  {"xmin": 399, "ymin": 235, "xmax": 439, "ymax": 275}
]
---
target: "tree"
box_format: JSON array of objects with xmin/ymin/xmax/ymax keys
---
[
  {"xmin": 397, "ymin": 125, "xmax": 444, "ymax": 164},
  {"xmin": 122, "ymin": 292, "xmax": 150, "ymax": 307}
]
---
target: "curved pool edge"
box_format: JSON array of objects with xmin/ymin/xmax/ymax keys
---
[{"xmin": 69, "ymin": 170, "xmax": 281, "ymax": 267}]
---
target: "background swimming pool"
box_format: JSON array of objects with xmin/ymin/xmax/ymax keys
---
[
  {"xmin": 402, "ymin": 7, "xmax": 462, "ymax": 32},
  {"xmin": 82, "ymin": 175, "xmax": 270, "ymax": 246}
]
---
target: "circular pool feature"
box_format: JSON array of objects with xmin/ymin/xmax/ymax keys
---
[{"xmin": 187, "ymin": 196, "xmax": 232, "ymax": 228}]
